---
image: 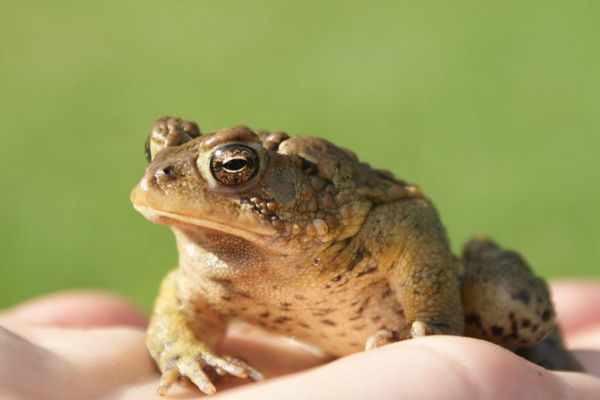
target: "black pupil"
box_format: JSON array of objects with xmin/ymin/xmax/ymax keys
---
[{"xmin": 223, "ymin": 158, "xmax": 248, "ymax": 171}]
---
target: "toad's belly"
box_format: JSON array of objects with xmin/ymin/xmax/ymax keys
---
[{"xmin": 239, "ymin": 279, "xmax": 407, "ymax": 357}]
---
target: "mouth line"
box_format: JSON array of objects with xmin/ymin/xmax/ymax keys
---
[{"xmin": 133, "ymin": 204, "xmax": 276, "ymax": 244}]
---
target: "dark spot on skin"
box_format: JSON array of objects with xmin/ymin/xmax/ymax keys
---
[
  {"xmin": 381, "ymin": 285, "xmax": 393, "ymax": 299},
  {"xmin": 395, "ymin": 308, "xmax": 405, "ymax": 319},
  {"xmin": 541, "ymin": 309, "xmax": 552, "ymax": 322},
  {"xmin": 511, "ymin": 289, "xmax": 531, "ymax": 305},
  {"xmin": 209, "ymin": 277, "xmax": 233, "ymax": 286},
  {"xmin": 356, "ymin": 296, "xmax": 371, "ymax": 316},
  {"xmin": 491, "ymin": 325, "xmax": 504, "ymax": 336},
  {"xmin": 221, "ymin": 295, "xmax": 232, "ymax": 302},
  {"xmin": 357, "ymin": 264, "xmax": 378, "ymax": 277},
  {"xmin": 348, "ymin": 315, "xmax": 361, "ymax": 321},
  {"xmin": 235, "ymin": 291, "xmax": 253, "ymax": 299},
  {"xmin": 298, "ymin": 322, "xmax": 310, "ymax": 329},
  {"xmin": 257, "ymin": 321, "xmax": 268, "ymax": 328},
  {"xmin": 313, "ymin": 308, "xmax": 335, "ymax": 317},
  {"xmin": 331, "ymin": 275, "xmax": 342, "ymax": 283},
  {"xmin": 300, "ymin": 158, "xmax": 318, "ymax": 175},
  {"xmin": 324, "ymin": 284, "xmax": 331, "ymax": 289},
  {"xmin": 371, "ymin": 315, "xmax": 382, "ymax": 323},
  {"xmin": 352, "ymin": 324, "xmax": 367, "ymax": 331},
  {"xmin": 531, "ymin": 324, "xmax": 539, "ymax": 333},
  {"xmin": 339, "ymin": 332, "xmax": 347, "ymax": 337},
  {"xmin": 349, "ymin": 342, "xmax": 360, "ymax": 347},
  {"xmin": 294, "ymin": 294, "xmax": 306, "ymax": 301},
  {"xmin": 280, "ymin": 302, "xmax": 293, "ymax": 310},
  {"xmin": 322, "ymin": 319, "xmax": 337, "ymax": 326},
  {"xmin": 521, "ymin": 318, "xmax": 531, "ymax": 328},
  {"xmin": 274, "ymin": 316, "xmax": 292, "ymax": 324},
  {"xmin": 258, "ymin": 311, "xmax": 270, "ymax": 318},
  {"xmin": 347, "ymin": 246, "xmax": 368, "ymax": 272},
  {"xmin": 465, "ymin": 314, "xmax": 482, "ymax": 329}
]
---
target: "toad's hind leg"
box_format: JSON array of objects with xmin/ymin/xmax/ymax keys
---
[
  {"xmin": 460, "ymin": 237, "xmax": 582, "ymax": 371},
  {"xmin": 515, "ymin": 327, "xmax": 582, "ymax": 371}
]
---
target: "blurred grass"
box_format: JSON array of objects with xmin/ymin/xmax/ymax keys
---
[{"xmin": 0, "ymin": 0, "xmax": 598, "ymax": 310}]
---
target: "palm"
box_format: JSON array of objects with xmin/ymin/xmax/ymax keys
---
[{"xmin": 1, "ymin": 283, "xmax": 599, "ymax": 400}]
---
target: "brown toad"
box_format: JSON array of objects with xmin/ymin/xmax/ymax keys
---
[{"xmin": 131, "ymin": 117, "xmax": 582, "ymax": 395}]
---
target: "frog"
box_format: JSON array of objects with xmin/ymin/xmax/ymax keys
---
[{"xmin": 131, "ymin": 116, "xmax": 582, "ymax": 396}]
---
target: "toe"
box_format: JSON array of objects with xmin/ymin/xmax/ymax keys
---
[
  {"xmin": 157, "ymin": 368, "xmax": 179, "ymax": 396},
  {"xmin": 178, "ymin": 356, "xmax": 216, "ymax": 395},
  {"xmin": 202, "ymin": 353, "xmax": 248, "ymax": 378},
  {"xmin": 223, "ymin": 355, "xmax": 264, "ymax": 381}
]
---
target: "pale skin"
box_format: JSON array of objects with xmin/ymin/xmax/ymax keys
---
[{"xmin": 0, "ymin": 282, "xmax": 599, "ymax": 400}]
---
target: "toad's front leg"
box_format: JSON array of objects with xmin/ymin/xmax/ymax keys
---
[
  {"xmin": 364, "ymin": 202, "xmax": 464, "ymax": 350},
  {"xmin": 147, "ymin": 269, "xmax": 262, "ymax": 396}
]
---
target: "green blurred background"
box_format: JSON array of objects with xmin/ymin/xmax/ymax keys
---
[{"xmin": 1, "ymin": 1, "xmax": 598, "ymax": 310}]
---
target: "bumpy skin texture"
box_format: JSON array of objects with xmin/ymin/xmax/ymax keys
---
[{"xmin": 131, "ymin": 117, "xmax": 582, "ymax": 395}]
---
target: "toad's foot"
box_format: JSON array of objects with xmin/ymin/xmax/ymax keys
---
[
  {"xmin": 365, "ymin": 320, "xmax": 454, "ymax": 351},
  {"xmin": 156, "ymin": 341, "xmax": 263, "ymax": 396},
  {"xmin": 410, "ymin": 320, "xmax": 454, "ymax": 337},
  {"xmin": 365, "ymin": 329, "xmax": 401, "ymax": 350}
]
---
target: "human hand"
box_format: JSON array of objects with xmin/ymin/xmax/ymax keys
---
[{"xmin": 0, "ymin": 282, "xmax": 599, "ymax": 400}]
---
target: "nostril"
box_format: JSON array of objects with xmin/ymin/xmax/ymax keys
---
[{"xmin": 155, "ymin": 165, "xmax": 176, "ymax": 182}]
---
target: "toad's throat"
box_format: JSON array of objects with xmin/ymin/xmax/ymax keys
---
[{"xmin": 133, "ymin": 204, "xmax": 276, "ymax": 244}]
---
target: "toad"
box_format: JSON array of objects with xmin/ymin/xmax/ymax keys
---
[{"xmin": 131, "ymin": 117, "xmax": 582, "ymax": 395}]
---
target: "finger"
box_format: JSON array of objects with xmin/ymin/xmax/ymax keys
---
[
  {"xmin": 551, "ymin": 281, "xmax": 600, "ymax": 335},
  {"xmin": 215, "ymin": 336, "xmax": 600, "ymax": 400},
  {"xmin": 568, "ymin": 323, "xmax": 600, "ymax": 375},
  {"xmin": 29, "ymin": 326, "xmax": 156, "ymax": 397},
  {"xmin": 555, "ymin": 372, "xmax": 600, "ymax": 400},
  {"xmin": 0, "ymin": 325, "xmax": 156, "ymax": 400},
  {"xmin": 0, "ymin": 291, "xmax": 147, "ymax": 328},
  {"xmin": 0, "ymin": 326, "xmax": 68, "ymax": 399}
]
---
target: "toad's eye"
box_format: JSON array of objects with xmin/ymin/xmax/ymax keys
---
[{"xmin": 209, "ymin": 144, "xmax": 259, "ymax": 186}]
